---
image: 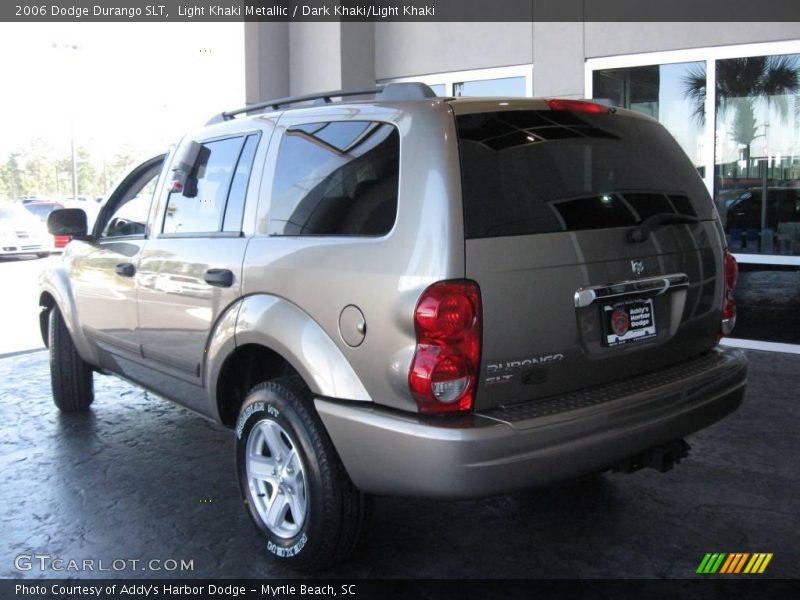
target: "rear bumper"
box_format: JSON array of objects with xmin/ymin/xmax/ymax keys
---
[{"xmin": 316, "ymin": 347, "xmax": 747, "ymax": 498}]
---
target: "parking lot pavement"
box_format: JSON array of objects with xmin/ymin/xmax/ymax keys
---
[{"xmin": 1, "ymin": 349, "xmax": 798, "ymax": 580}]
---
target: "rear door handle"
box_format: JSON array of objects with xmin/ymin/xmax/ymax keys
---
[
  {"xmin": 115, "ymin": 263, "xmax": 136, "ymax": 277},
  {"xmin": 574, "ymin": 273, "xmax": 689, "ymax": 308},
  {"xmin": 204, "ymin": 268, "xmax": 234, "ymax": 288}
]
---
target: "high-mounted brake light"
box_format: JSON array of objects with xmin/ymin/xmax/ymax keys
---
[
  {"xmin": 546, "ymin": 98, "xmax": 609, "ymax": 114},
  {"xmin": 719, "ymin": 250, "xmax": 738, "ymax": 340},
  {"xmin": 409, "ymin": 280, "xmax": 482, "ymax": 414}
]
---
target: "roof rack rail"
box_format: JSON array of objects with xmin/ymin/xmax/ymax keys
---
[{"xmin": 206, "ymin": 82, "xmax": 437, "ymax": 125}]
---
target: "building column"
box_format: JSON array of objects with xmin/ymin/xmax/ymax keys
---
[
  {"xmin": 246, "ymin": 22, "xmax": 375, "ymax": 102},
  {"xmin": 245, "ymin": 22, "xmax": 289, "ymax": 104}
]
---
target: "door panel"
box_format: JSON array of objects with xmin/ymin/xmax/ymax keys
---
[
  {"xmin": 70, "ymin": 239, "xmax": 144, "ymax": 358},
  {"xmin": 70, "ymin": 156, "xmax": 166, "ymax": 363},
  {"xmin": 135, "ymin": 132, "xmax": 262, "ymax": 389},
  {"xmin": 137, "ymin": 238, "xmax": 248, "ymax": 380}
]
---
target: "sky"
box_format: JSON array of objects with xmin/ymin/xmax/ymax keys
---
[{"xmin": 0, "ymin": 22, "xmax": 245, "ymax": 162}]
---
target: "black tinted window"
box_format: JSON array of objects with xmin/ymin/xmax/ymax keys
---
[
  {"xmin": 269, "ymin": 121, "xmax": 399, "ymax": 236},
  {"xmin": 163, "ymin": 137, "xmax": 243, "ymax": 234},
  {"xmin": 457, "ymin": 111, "xmax": 712, "ymax": 239}
]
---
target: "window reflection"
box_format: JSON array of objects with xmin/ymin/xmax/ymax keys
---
[
  {"xmin": 713, "ymin": 54, "xmax": 800, "ymax": 256},
  {"xmin": 593, "ymin": 62, "xmax": 706, "ymax": 174},
  {"xmin": 454, "ymin": 76, "xmax": 526, "ymax": 97}
]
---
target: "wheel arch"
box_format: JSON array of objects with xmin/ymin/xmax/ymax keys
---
[
  {"xmin": 207, "ymin": 294, "xmax": 371, "ymax": 426},
  {"xmin": 38, "ymin": 265, "xmax": 99, "ymax": 365},
  {"xmin": 38, "ymin": 291, "xmax": 56, "ymax": 347}
]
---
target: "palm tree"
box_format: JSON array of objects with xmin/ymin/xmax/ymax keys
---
[
  {"xmin": 684, "ymin": 55, "xmax": 800, "ymax": 231},
  {"xmin": 729, "ymin": 97, "xmax": 759, "ymax": 166},
  {"xmin": 686, "ymin": 56, "xmax": 800, "ymax": 173},
  {"xmin": 684, "ymin": 55, "xmax": 800, "ymax": 127}
]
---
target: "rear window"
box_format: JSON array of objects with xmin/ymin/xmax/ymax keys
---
[{"xmin": 456, "ymin": 110, "xmax": 714, "ymax": 239}]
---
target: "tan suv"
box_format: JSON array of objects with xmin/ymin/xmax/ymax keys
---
[{"xmin": 41, "ymin": 84, "xmax": 747, "ymax": 570}]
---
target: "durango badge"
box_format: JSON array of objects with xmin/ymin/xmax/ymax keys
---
[{"xmin": 631, "ymin": 259, "xmax": 645, "ymax": 276}]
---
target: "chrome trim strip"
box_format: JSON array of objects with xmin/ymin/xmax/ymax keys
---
[{"xmin": 574, "ymin": 273, "xmax": 689, "ymax": 308}]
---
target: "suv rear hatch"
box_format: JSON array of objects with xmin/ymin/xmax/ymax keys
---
[{"xmin": 453, "ymin": 101, "xmax": 725, "ymax": 411}]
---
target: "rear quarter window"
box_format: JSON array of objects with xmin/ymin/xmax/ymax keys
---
[{"xmin": 269, "ymin": 121, "xmax": 399, "ymax": 237}]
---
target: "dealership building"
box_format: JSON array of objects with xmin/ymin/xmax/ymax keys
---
[{"xmin": 245, "ymin": 21, "xmax": 800, "ymax": 352}]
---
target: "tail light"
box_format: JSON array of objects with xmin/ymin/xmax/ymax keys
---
[
  {"xmin": 409, "ymin": 280, "xmax": 482, "ymax": 414},
  {"xmin": 720, "ymin": 250, "xmax": 738, "ymax": 339},
  {"xmin": 546, "ymin": 99, "xmax": 609, "ymax": 114}
]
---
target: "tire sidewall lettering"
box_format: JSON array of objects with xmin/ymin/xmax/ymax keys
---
[
  {"xmin": 266, "ymin": 533, "xmax": 308, "ymax": 558},
  {"xmin": 235, "ymin": 400, "xmax": 280, "ymax": 440}
]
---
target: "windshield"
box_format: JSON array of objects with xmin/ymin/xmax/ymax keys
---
[
  {"xmin": 456, "ymin": 110, "xmax": 714, "ymax": 239},
  {"xmin": 0, "ymin": 203, "xmax": 37, "ymax": 221}
]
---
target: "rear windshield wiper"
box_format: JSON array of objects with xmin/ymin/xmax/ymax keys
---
[{"xmin": 627, "ymin": 212, "xmax": 700, "ymax": 243}]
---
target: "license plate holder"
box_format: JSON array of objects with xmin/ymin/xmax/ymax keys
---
[{"xmin": 602, "ymin": 298, "xmax": 657, "ymax": 347}]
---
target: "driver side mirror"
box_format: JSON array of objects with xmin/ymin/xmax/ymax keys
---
[
  {"xmin": 169, "ymin": 140, "xmax": 207, "ymax": 199},
  {"xmin": 47, "ymin": 208, "xmax": 91, "ymax": 240}
]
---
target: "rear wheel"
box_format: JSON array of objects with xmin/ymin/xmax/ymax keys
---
[
  {"xmin": 48, "ymin": 308, "xmax": 94, "ymax": 412},
  {"xmin": 235, "ymin": 376, "xmax": 365, "ymax": 571},
  {"xmin": 37, "ymin": 252, "xmax": 50, "ymax": 258}
]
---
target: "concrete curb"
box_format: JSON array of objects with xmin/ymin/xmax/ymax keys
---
[{"xmin": 0, "ymin": 347, "xmax": 46, "ymax": 360}]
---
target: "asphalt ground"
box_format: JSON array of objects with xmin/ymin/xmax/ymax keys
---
[{"xmin": 0, "ymin": 348, "xmax": 797, "ymax": 580}]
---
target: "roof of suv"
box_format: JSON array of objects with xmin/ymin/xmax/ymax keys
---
[{"xmin": 207, "ymin": 88, "xmax": 650, "ymax": 131}]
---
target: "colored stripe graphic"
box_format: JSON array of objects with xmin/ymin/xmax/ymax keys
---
[
  {"xmin": 719, "ymin": 554, "xmax": 735, "ymax": 574},
  {"xmin": 697, "ymin": 553, "xmax": 727, "ymax": 573},
  {"xmin": 744, "ymin": 553, "xmax": 774, "ymax": 574},
  {"xmin": 719, "ymin": 553, "xmax": 749, "ymax": 573},
  {"xmin": 696, "ymin": 553, "xmax": 713, "ymax": 573},
  {"xmin": 700, "ymin": 552, "xmax": 773, "ymax": 574},
  {"xmin": 733, "ymin": 553, "xmax": 750, "ymax": 573}
]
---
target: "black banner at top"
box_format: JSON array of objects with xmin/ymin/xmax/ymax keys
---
[{"xmin": 3, "ymin": 0, "xmax": 800, "ymax": 22}]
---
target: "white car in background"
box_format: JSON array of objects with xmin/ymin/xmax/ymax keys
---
[{"xmin": 0, "ymin": 202, "xmax": 53, "ymax": 258}]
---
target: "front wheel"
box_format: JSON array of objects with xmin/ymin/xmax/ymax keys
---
[
  {"xmin": 235, "ymin": 376, "xmax": 365, "ymax": 571},
  {"xmin": 48, "ymin": 307, "xmax": 94, "ymax": 411}
]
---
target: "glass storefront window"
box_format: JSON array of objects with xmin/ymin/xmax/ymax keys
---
[
  {"xmin": 593, "ymin": 62, "xmax": 706, "ymax": 175},
  {"xmin": 714, "ymin": 54, "xmax": 800, "ymax": 257},
  {"xmin": 453, "ymin": 76, "xmax": 526, "ymax": 97}
]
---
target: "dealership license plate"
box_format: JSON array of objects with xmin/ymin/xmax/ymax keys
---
[{"xmin": 602, "ymin": 298, "xmax": 657, "ymax": 347}]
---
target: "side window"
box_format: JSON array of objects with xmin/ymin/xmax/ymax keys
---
[
  {"xmin": 162, "ymin": 135, "xmax": 256, "ymax": 235},
  {"xmin": 269, "ymin": 121, "xmax": 399, "ymax": 236},
  {"xmin": 101, "ymin": 158, "xmax": 164, "ymax": 239},
  {"xmin": 222, "ymin": 135, "xmax": 259, "ymax": 232}
]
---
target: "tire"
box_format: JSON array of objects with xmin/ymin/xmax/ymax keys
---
[
  {"xmin": 37, "ymin": 252, "xmax": 50, "ymax": 258},
  {"xmin": 48, "ymin": 308, "xmax": 94, "ymax": 412},
  {"xmin": 235, "ymin": 376, "xmax": 365, "ymax": 571}
]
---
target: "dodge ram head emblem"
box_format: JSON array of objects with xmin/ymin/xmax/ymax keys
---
[{"xmin": 631, "ymin": 259, "xmax": 645, "ymax": 276}]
